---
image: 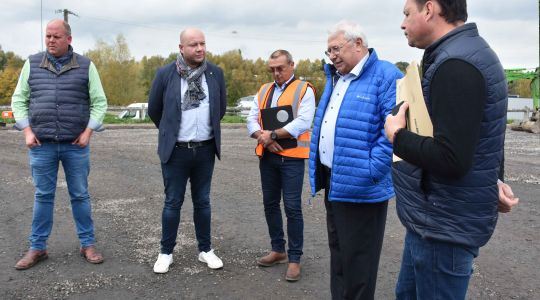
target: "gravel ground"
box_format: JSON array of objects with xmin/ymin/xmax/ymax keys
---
[{"xmin": 0, "ymin": 126, "xmax": 538, "ymax": 299}]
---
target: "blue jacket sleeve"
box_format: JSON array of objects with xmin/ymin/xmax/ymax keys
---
[
  {"xmin": 148, "ymin": 68, "xmax": 165, "ymax": 128},
  {"xmin": 369, "ymin": 69, "xmax": 402, "ymax": 182}
]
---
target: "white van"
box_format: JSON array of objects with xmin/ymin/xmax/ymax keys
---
[
  {"xmin": 118, "ymin": 103, "xmax": 148, "ymax": 120},
  {"xmin": 236, "ymin": 95, "xmax": 255, "ymax": 117}
]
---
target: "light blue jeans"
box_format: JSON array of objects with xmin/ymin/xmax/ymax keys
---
[{"xmin": 28, "ymin": 143, "xmax": 95, "ymax": 250}]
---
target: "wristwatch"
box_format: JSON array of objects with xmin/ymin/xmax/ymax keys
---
[{"xmin": 270, "ymin": 130, "xmax": 278, "ymax": 140}]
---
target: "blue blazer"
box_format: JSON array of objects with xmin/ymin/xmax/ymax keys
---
[{"xmin": 147, "ymin": 62, "xmax": 227, "ymax": 163}]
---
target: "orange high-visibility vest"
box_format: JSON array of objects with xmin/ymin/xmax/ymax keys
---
[{"xmin": 255, "ymin": 79, "xmax": 315, "ymax": 158}]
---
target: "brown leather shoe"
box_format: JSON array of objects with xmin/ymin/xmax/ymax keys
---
[
  {"xmin": 80, "ymin": 246, "xmax": 104, "ymax": 264},
  {"xmin": 14, "ymin": 249, "xmax": 48, "ymax": 270},
  {"xmin": 285, "ymin": 262, "xmax": 301, "ymax": 282},
  {"xmin": 257, "ymin": 251, "xmax": 287, "ymax": 267}
]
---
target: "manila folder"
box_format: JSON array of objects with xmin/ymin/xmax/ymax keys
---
[{"xmin": 393, "ymin": 61, "xmax": 433, "ymax": 162}]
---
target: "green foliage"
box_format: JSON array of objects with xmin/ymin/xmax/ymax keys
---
[
  {"xmin": 208, "ymin": 50, "xmax": 267, "ymax": 106},
  {"xmin": 0, "ymin": 66, "xmax": 21, "ymax": 105},
  {"xmin": 395, "ymin": 61, "xmax": 409, "ymax": 73},
  {"xmin": 140, "ymin": 55, "xmax": 166, "ymax": 97},
  {"xmin": 295, "ymin": 59, "xmax": 325, "ymax": 104},
  {"xmin": 101, "ymin": 113, "xmax": 246, "ymax": 124},
  {"xmin": 0, "ymin": 116, "xmax": 16, "ymax": 124},
  {"xmin": 222, "ymin": 115, "xmax": 246, "ymax": 123},
  {"xmin": 0, "ymin": 47, "xmax": 24, "ymax": 104},
  {"xmin": 0, "ymin": 46, "xmax": 24, "ymax": 71},
  {"xmin": 103, "ymin": 113, "xmax": 152, "ymax": 124},
  {"xmin": 531, "ymin": 69, "xmax": 539, "ymax": 108},
  {"xmin": 84, "ymin": 35, "xmax": 145, "ymax": 106},
  {"xmin": 508, "ymin": 79, "xmax": 533, "ymax": 98},
  {"xmin": 505, "ymin": 68, "xmax": 539, "ymax": 101},
  {"xmin": 207, "ymin": 50, "xmax": 326, "ymax": 106}
]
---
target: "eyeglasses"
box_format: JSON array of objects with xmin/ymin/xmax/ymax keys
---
[{"xmin": 325, "ymin": 40, "xmax": 352, "ymax": 57}]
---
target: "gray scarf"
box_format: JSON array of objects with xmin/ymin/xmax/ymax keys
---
[{"xmin": 176, "ymin": 54, "xmax": 207, "ymax": 111}]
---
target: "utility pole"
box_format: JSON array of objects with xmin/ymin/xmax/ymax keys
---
[
  {"xmin": 55, "ymin": 9, "xmax": 78, "ymax": 23},
  {"xmin": 40, "ymin": 0, "xmax": 43, "ymax": 51}
]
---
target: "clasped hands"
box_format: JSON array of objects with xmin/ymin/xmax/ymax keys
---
[{"xmin": 257, "ymin": 130, "xmax": 283, "ymax": 153}]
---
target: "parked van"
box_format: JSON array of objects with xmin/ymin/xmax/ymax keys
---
[
  {"xmin": 118, "ymin": 103, "xmax": 148, "ymax": 120},
  {"xmin": 236, "ymin": 95, "xmax": 255, "ymax": 117}
]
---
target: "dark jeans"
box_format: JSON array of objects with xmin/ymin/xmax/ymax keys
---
[
  {"xmin": 324, "ymin": 167, "xmax": 388, "ymax": 300},
  {"xmin": 395, "ymin": 229, "xmax": 479, "ymax": 300},
  {"xmin": 160, "ymin": 143, "xmax": 215, "ymax": 254},
  {"xmin": 259, "ymin": 152, "xmax": 304, "ymax": 263}
]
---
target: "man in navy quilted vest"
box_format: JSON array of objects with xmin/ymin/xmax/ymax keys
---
[
  {"xmin": 308, "ymin": 20, "xmax": 403, "ymax": 299},
  {"xmin": 11, "ymin": 19, "xmax": 107, "ymax": 270},
  {"xmin": 385, "ymin": 0, "xmax": 519, "ymax": 298}
]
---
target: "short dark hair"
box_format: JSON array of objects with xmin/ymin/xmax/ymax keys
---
[
  {"xmin": 415, "ymin": 0, "xmax": 468, "ymax": 23},
  {"xmin": 269, "ymin": 49, "xmax": 293, "ymax": 64}
]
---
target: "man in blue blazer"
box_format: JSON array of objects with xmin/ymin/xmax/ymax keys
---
[{"xmin": 148, "ymin": 28, "xmax": 227, "ymax": 274}]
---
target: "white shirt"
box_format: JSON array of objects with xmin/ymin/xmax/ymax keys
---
[
  {"xmin": 177, "ymin": 74, "xmax": 213, "ymax": 142},
  {"xmin": 319, "ymin": 53, "xmax": 369, "ymax": 168},
  {"xmin": 246, "ymin": 75, "xmax": 316, "ymax": 138}
]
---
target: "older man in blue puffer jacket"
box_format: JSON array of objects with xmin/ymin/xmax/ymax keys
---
[{"xmin": 308, "ymin": 20, "xmax": 402, "ymax": 300}]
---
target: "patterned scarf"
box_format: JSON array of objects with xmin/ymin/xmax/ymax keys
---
[
  {"xmin": 175, "ymin": 54, "xmax": 208, "ymax": 111},
  {"xmin": 46, "ymin": 45, "xmax": 74, "ymax": 72}
]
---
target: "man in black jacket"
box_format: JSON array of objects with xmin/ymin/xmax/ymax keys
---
[
  {"xmin": 148, "ymin": 28, "xmax": 227, "ymax": 274},
  {"xmin": 385, "ymin": 0, "xmax": 518, "ymax": 299}
]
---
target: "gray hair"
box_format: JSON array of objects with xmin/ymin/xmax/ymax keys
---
[
  {"xmin": 269, "ymin": 49, "xmax": 293, "ymax": 64},
  {"xmin": 63, "ymin": 21, "xmax": 71, "ymax": 36},
  {"xmin": 328, "ymin": 20, "xmax": 368, "ymax": 47},
  {"xmin": 47, "ymin": 19, "xmax": 71, "ymax": 36}
]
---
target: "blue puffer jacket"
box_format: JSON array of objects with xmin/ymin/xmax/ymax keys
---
[{"xmin": 309, "ymin": 49, "xmax": 403, "ymax": 203}]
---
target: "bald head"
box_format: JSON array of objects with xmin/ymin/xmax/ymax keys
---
[
  {"xmin": 45, "ymin": 19, "xmax": 72, "ymax": 57},
  {"xmin": 180, "ymin": 28, "xmax": 205, "ymax": 45},
  {"xmin": 179, "ymin": 28, "xmax": 206, "ymax": 68}
]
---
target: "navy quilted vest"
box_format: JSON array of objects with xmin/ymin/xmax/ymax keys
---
[
  {"xmin": 28, "ymin": 52, "xmax": 91, "ymax": 142},
  {"xmin": 392, "ymin": 23, "xmax": 507, "ymax": 248}
]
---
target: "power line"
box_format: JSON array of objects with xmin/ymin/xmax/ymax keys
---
[
  {"xmin": 31, "ymin": 2, "xmax": 326, "ymax": 45},
  {"xmin": 79, "ymin": 14, "xmax": 325, "ymax": 44}
]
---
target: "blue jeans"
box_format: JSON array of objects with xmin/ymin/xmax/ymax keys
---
[
  {"xmin": 28, "ymin": 143, "xmax": 95, "ymax": 250},
  {"xmin": 259, "ymin": 152, "xmax": 304, "ymax": 263},
  {"xmin": 160, "ymin": 143, "xmax": 215, "ymax": 254},
  {"xmin": 396, "ymin": 229, "xmax": 479, "ymax": 300}
]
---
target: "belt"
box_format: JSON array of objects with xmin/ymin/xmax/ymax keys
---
[
  {"xmin": 175, "ymin": 139, "xmax": 214, "ymax": 149},
  {"xmin": 42, "ymin": 140, "xmax": 71, "ymax": 144}
]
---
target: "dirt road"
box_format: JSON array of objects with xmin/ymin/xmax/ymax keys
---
[{"xmin": 0, "ymin": 126, "xmax": 538, "ymax": 299}]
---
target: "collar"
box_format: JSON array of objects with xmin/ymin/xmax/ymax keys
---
[
  {"xmin": 274, "ymin": 74, "xmax": 296, "ymax": 90},
  {"xmin": 337, "ymin": 51, "xmax": 370, "ymax": 79},
  {"xmin": 423, "ymin": 23, "xmax": 478, "ymax": 66}
]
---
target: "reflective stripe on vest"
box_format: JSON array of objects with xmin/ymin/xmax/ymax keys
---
[{"xmin": 255, "ymin": 80, "xmax": 313, "ymax": 159}]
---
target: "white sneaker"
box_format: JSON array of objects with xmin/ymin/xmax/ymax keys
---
[
  {"xmin": 198, "ymin": 249, "xmax": 223, "ymax": 269},
  {"xmin": 153, "ymin": 253, "xmax": 173, "ymax": 273}
]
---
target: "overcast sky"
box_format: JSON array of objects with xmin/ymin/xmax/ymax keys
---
[{"xmin": 0, "ymin": 0, "xmax": 538, "ymax": 69}]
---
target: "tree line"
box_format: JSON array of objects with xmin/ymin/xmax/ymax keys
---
[{"xmin": 0, "ymin": 37, "xmax": 535, "ymax": 106}]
